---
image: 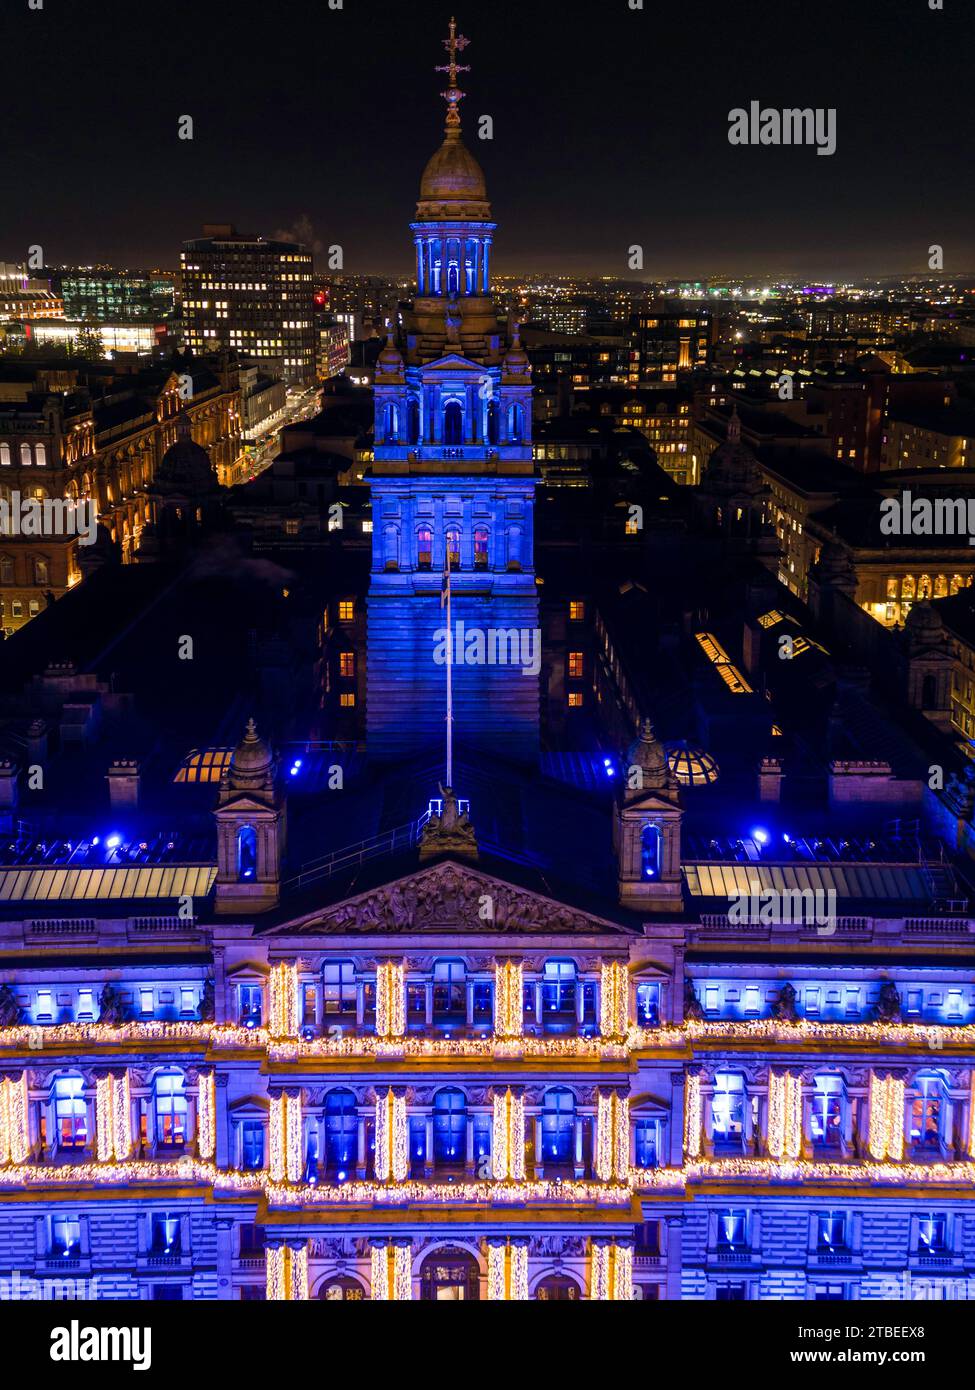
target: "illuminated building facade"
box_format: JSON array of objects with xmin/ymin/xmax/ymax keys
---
[{"xmin": 2, "ymin": 25, "xmax": 975, "ymax": 1306}]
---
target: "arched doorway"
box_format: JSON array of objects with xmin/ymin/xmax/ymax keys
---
[
  {"xmin": 318, "ymin": 1276, "xmax": 365, "ymax": 1301},
  {"xmin": 535, "ymin": 1274, "xmax": 581, "ymax": 1301},
  {"xmin": 419, "ymin": 1246, "xmax": 480, "ymax": 1301}
]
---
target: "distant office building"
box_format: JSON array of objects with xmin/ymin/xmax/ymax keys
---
[
  {"xmin": 317, "ymin": 321, "xmax": 352, "ymax": 381},
  {"xmin": 628, "ymin": 306, "xmax": 711, "ymax": 384},
  {"xmin": 55, "ymin": 268, "xmax": 175, "ymax": 322},
  {"xmin": 885, "ymin": 406, "xmax": 975, "ymax": 472},
  {"xmin": 179, "ymin": 226, "xmax": 315, "ymax": 384}
]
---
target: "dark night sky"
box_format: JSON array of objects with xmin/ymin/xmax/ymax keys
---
[{"xmin": 2, "ymin": 0, "xmax": 972, "ymax": 280}]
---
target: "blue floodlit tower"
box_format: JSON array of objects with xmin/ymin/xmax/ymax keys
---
[{"xmin": 366, "ymin": 19, "xmax": 539, "ymax": 762}]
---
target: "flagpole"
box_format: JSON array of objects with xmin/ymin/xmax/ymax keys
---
[{"xmin": 445, "ymin": 555, "xmax": 453, "ymax": 788}]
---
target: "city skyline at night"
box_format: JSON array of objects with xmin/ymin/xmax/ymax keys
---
[
  {"xmin": 2, "ymin": 0, "xmax": 973, "ymax": 279},
  {"xmin": 4, "ymin": 0, "xmax": 975, "ymax": 1340}
]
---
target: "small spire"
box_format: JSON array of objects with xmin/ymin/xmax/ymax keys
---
[
  {"xmin": 727, "ymin": 402, "xmax": 741, "ymax": 445},
  {"xmin": 245, "ymin": 717, "xmax": 258, "ymax": 739},
  {"xmin": 435, "ymin": 15, "xmax": 471, "ymax": 134}
]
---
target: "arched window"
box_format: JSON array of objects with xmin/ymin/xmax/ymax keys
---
[
  {"xmin": 641, "ymin": 824, "xmax": 661, "ymax": 880},
  {"xmin": 506, "ymin": 524, "xmax": 522, "ymax": 571},
  {"xmin": 921, "ymin": 673, "xmax": 937, "ymax": 707},
  {"xmin": 382, "ymin": 403, "xmax": 398, "ymax": 442},
  {"xmin": 910, "ymin": 1071, "xmax": 948, "ymax": 1151},
  {"xmin": 0, "ymin": 443, "xmax": 10, "ymax": 466},
  {"xmin": 433, "ymin": 1088, "xmax": 466, "ymax": 1164},
  {"xmin": 487, "ymin": 400, "xmax": 500, "ymax": 446},
  {"xmin": 446, "ymin": 262, "xmax": 460, "ymax": 296},
  {"xmin": 319, "ymin": 1277, "xmax": 365, "ymax": 1301},
  {"xmin": 536, "ymin": 1274, "xmax": 581, "ymax": 1301},
  {"xmin": 34, "ymin": 557, "xmax": 49, "ymax": 586},
  {"xmin": 445, "ymin": 528, "xmax": 460, "ymax": 571},
  {"xmin": 918, "ymin": 574, "xmax": 932, "ymax": 600},
  {"xmin": 34, "ymin": 443, "xmax": 47, "ymax": 466},
  {"xmin": 433, "ymin": 960, "xmax": 465, "ymax": 1018},
  {"xmin": 507, "ymin": 404, "xmax": 523, "ymax": 444},
  {"xmin": 443, "ymin": 401, "xmax": 463, "ymax": 446},
  {"xmin": 712, "ymin": 1072, "xmax": 745, "ymax": 1144},
  {"xmin": 901, "ymin": 575, "xmax": 916, "ymax": 600},
  {"xmin": 542, "ymin": 960, "xmax": 576, "ymax": 1019},
  {"xmin": 324, "ymin": 1089, "xmax": 357, "ymax": 1174},
  {"xmin": 417, "ymin": 527, "xmax": 432, "ymax": 569},
  {"xmin": 20, "ymin": 443, "xmax": 32, "ymax": 466},
  {"xmin": 53, "ymin": 1075, "xmax": 87, "ymax": 1149},
  {"xmin": 154, "ymin": 1070, "xmax": 188, "ymax": 1146},
  {"xmin": 810, "ymin": 1075, "xmax": 845, "ymax": 1148},
  {"xmin": 383, "ymin": 524, "xmax": 400, "ymax": 571},
  {"xmin": 419, "ymin": 1246, "xmax": 480, "ymax": 1301},
  {"xmin": 237, "ymin": 825, "xmax": 257, "ymax": 881},
  {"xmin": 473, "ymin": 526, "xmax": 489, "ymax": 569},
  {"xmin": 541, "ymin": 1087, "xmax": 575, "ymax": 1163},
  {"xmin": 407, "ymin": 398, "xmax": 420, "ymax": 445}
]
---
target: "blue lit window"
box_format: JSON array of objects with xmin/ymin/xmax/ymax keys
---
[
  {"xmin": 541, "ymin": 1088, "xmax": 575, "ymax": 1164},
  {"xmin": 918, "ymin": 1214, "xmax": 948, "ymax": 1254},
  {"xmin": 407, "ymin": 398, "xmax": 420, "ymax": 445},
  {"xmin": 711, "ymin": 1072, "xmax": 744, "ymax": 1144},
  {"xmin": 383, "ymin": 403, "xmax": 398, "ymax": 441},
  {"xmin": 472, "ymin": 981, "xmax": 492, "ymax": 1024},
  {"xmin": 641, "ymin": 824, "xmax": 661, "ymax": 880},
  {"xmin": 238, "ymin": 984, "xmax": 262, "ymax": 1027},
  {"xmin": 50, "ymin": 1216, "xmax": 81, "ymax": 1257},
  {"xmin": 636, "ymin": 983, "xmax": 660, "ymax": 1026},
  {"xmin": 323, "ymin": 961, "xmax": 356, "ymax": 1016},
  {"xmin": 410, "ymin": 1116, "xmax": 426, "ymax": 1166},
  {"xmin": 433, "ymin": 1088, "xmax": 466, "ymax": 1164},
  {"xmin": 716, "ymin": 1209, "xmax": 748, "ymax": 1251},
  {"xmin": 241, "ymin": 1121, "xmax": 264, "ymax": 1170},
  {"xmin": 543, "ymin": 960, "xmax": 576, "ymax": 1018},
  {"xmin": 810, "ymin": 1075, "xmax": 844, "ymax": 1148},
  {"xmin": 325, "ymin": 1089, "xmax": 357, "ymax": 1173},
  {"xmin": 433, "ymin": 960, "xmax": 465, "ymax": 1019},
  {"xmin": 487, "ymin": 400, "xmax": 499, "ymax": 446},
  {"xmin": 635, "ymin": 1118, "xmax": 660, "ymax": 1168},
  {"xmin": 817, "ymin": 1211, "xmax": 848, "ymax": 1252},
  {"xmin": 150, "ymin": 1213, "xmax": 182, "ymax": 1256},
  {"xmin": 53, "ymin": 1075, "xmax": 87, "ymax": 1150},
  {"xmin": 473, "ymin": 1114, "xmax": 491, "ymax": 1163},
  {"xmin": 154, "ymin": 1070, "xmax": 187, "ymax": 1147},
  {"xmin": 237, "ymin": 825, "xmax": 257, "ymax": 881},
  {"xmin": 506, "ymin": 403, "xmax": 523, "ymax": 444}
]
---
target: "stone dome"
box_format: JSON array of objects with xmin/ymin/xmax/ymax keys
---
[
  {"xmin": 624, "ymin": 719, "xmax": 674, "ymax": 791},
  {"xmin": 416, "ymin": 131, "xmax": 491, "ymax": 220},
  {"xmin": 702, "ymin": 407, "xmax": 763, "ymax": 495},
  {"xmin": 420, "ymin": 132, "xmax": 487, "ymax": 202},
  {"xmin": 905, "ymin": 599, "xmax": 944, "ymax": 637},
  {"xmin": 155, "ymin": 412, "xmax": 218, "ymax": 497},
  {"xmin": 227, "ymin": 719, "xmax": 273, "ymax": 789}
]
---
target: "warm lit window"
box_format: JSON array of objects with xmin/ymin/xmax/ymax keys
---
[
  {"xmin": 568, "ymin": 600, "xmax": 585, "ymax": 621},
  {"xmin": 340, "ymin": 693, "xmax": 356, "ymax": 708},
  {"xmin": 568, "ymin": 692, "xmax": 583, "ymax": 708},
  {"xmin": 337, "ymin": 600, "xmax": 354, "ymax": 622},
  {"xmin": 339, "ymin": 652, "xmax": 355, "ymax": 678},
  {"xmin": 568, "ymin": 651, "xmax": 584, "ymax": 679}
]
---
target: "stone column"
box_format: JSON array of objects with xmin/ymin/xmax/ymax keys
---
[
  {"xmin": 665, "ymin": 1217, "xmax": 683, "ymax": 1300},
  {"xmin": 424, "ymin": 1115, "xmax": 435, "ymax": 1178},
  {"xmin": 215, "ymin": 1074, "xmax": 230, "ymax": 1169},
  {"xmin": 356, "ymin": 1114, "xmax": 367, "ymax": 1179},
  {"xmin": 215, "ymin": 1217, "xmax": 234, "ymax": 1300},
  {"xmin": 465, "ymin": 1115, "xmax": 476, "ymax": 1175}
]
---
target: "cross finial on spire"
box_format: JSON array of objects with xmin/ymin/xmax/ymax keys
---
[{"xmin": 435, "ymin": 16, "xmax": 471, "ymax": 132}]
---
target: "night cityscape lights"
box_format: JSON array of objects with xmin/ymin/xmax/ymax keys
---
[{"xmin": 2, "ymin": 2, "xmax": 975, "ymax": 1318}]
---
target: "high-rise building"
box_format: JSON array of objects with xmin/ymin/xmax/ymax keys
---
[{"xmin": 179, "ymin": 226, "xmax": 314, "ymax": 383}]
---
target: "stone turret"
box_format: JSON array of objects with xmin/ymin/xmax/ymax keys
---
[
  {"xmin": 213, "ymin": 720, "xmax": 286, "ymax": 914},
  {"xmin": 613, "ymin": 720, "xmax": 684, "ymax": 912}
]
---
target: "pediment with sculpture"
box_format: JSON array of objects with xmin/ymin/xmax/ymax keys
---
[{"xmin": 280, "ymin": 860, "xmax": 630, "ymax": 936}]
